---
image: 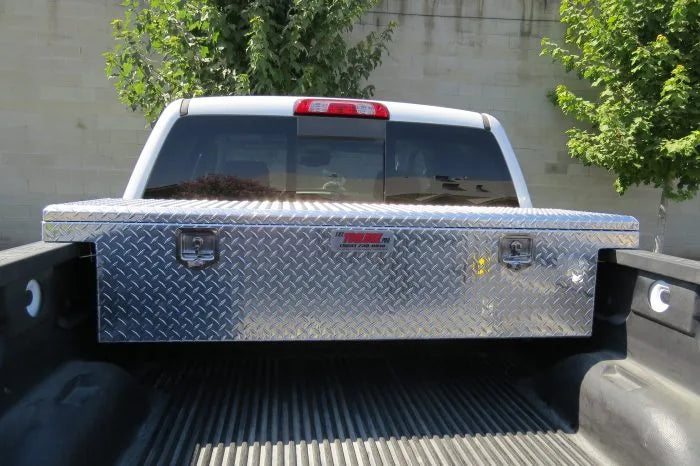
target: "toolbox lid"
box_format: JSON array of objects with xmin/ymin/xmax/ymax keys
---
[{"xmin": 43, "ymin": 198, "xmax": 639, "ymax": 231}]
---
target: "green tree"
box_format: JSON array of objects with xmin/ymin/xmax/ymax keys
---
[
  {"xmin": 105, "ymin": 0, "xmax": 396, "ymax": 124},
  {"xmin": 541, "ymin": 0, "xmax": 699, "ymax": 252}
]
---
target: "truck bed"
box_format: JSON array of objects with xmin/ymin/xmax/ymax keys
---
[
  {"xmin": 118, "ymin": 351, "xmax": 598, "ymax": 465},
  {"xmin": 1, "ymin": 243, "xmax": 699, "ymax": 466}
]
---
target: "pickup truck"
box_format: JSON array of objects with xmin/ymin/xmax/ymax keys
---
[{"xmin": 0, "ymin": 97, "xmax": 698, "ymax": 465}]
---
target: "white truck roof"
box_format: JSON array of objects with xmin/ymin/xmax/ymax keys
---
[{"xmin": 186, "ymin": 96, "xmax": 487, "ymax": 128}]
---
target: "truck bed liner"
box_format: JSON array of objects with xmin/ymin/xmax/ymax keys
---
[{"xmin": 120, "ymin": 356, "xmax": 602, "ymax": 465}]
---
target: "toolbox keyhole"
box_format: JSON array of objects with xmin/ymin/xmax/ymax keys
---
[
  {"xmin": 192, "ymin": 236, "xmax": 204, "ymax": 256},
  {"xmin": 510, "ymin": 241, "xmax": 522, "ymax": 256}
]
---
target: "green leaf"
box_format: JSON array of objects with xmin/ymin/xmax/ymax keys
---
[
  {"xmin": 105, "ymin": 0, "xmax": 394, "ymax": 124},
  {"xmin": 540, "ymin": 0, "xmax": 700, "ymax": 201}
]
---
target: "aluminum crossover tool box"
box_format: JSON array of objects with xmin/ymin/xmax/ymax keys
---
[{"xmin": 42, "ymin": 199, "xmax": 638, "ymax": 342}]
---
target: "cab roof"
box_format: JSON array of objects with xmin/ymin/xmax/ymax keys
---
[{"xmin": 186, "ymin": 96, "xmax": 487, "ymax": 129}]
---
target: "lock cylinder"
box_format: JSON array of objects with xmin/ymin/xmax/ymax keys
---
[
  {"xmin": 499, "ymin": 234, "xmax": 534, "ymax": 270},
  {"xmin": 176, "ymin": 228, "xmax": 220, "ymax": 269}
]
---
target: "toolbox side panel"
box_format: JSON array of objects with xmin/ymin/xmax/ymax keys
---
[
  {"xmin": 96, "ymin": 225, "xmax": 243, "ymax": 341},
  {"xmin": 82, "ymin": 223, "xmax": 637, "ymax": 342}
]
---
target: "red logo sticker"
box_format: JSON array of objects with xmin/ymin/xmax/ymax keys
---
[{"xmin": 330, "ymin": 230, "xmax": 395, "ymax": 252}]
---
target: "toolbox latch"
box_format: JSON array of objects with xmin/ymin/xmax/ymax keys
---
[
  {"xmin": 176, "ymin": 228, "xmax": 219, "ymax": 269},
  {"xmin": 499, "ymin": 235, "xmax": 534, "ymax": 270}
]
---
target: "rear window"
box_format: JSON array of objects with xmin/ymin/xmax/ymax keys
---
[
  {"xmin": 385, "ymin": 122, "xmax": 517, "ymax": 206},
  {"xmin": 144, "ymin": 115, "xmax": 517, "ymax": 206}
]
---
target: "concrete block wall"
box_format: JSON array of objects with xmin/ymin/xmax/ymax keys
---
[
  {"xmin": 0, "ymin": 0, "xmax": 698, "ymax": 257},
  {"xmin": 0, "ymin": 0, "xmax": 147, "ymax": 249}
]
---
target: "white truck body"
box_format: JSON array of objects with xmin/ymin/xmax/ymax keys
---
[{"xmin": 123, "ymin": 96, "xmax": 532, "ymax": 207}]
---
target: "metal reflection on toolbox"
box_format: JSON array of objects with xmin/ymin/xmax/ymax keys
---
[{"xmin": 41, "ymin": 199, "xmax": 639, "ymax": 342}]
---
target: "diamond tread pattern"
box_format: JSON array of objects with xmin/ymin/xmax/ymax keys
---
[
  {"xmin": 42, "ymin": 198, "xmax": 639, "ymax": 231},
  {"xmin": 89, "ymin": 223, "xmax": 635, "ymax": 342}
]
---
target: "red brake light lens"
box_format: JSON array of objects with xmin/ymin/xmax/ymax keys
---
[{"xmin": 294, "ymin": 98, "xmax": 389, "ymax": 119}]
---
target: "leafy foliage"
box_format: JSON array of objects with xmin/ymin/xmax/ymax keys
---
[
  {"xmin": 541, "ymin": 0, "xmax": 699, "ymax": 201},
  {"xmin": 105, "ymin": 0, "xmax": 396, "ymax": 123}
]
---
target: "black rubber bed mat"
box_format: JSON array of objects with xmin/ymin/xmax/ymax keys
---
[{"xmin": 119, "ymin": 356, "xmax": 605, "ymax": 466}]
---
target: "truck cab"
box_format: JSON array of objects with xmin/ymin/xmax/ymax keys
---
[{"xmin": 124, "ymin": 96, "xmax": 532, "ymax": 207}]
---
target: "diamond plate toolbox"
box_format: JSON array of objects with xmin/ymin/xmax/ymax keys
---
[{"xmin": 43, "ymin": 199, "xmax": 639, "ymax": 342}]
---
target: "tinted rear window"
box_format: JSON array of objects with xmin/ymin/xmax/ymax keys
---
[
  {"xmin": 385, "ymin": 122, "xmax": 517, "ymax": 206},
  {"xmin": 144, "ymin": 115, "xmax": 516, "ymax": 206}
]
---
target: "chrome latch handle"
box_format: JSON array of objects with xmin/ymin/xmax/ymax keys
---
[
  {"xmin": 176, "ymin": 228, "xmax": 219, "ymax": 269},
  {"xmin": 499, "ymin": 234, "xmax": 534, "ymax": 270}
]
